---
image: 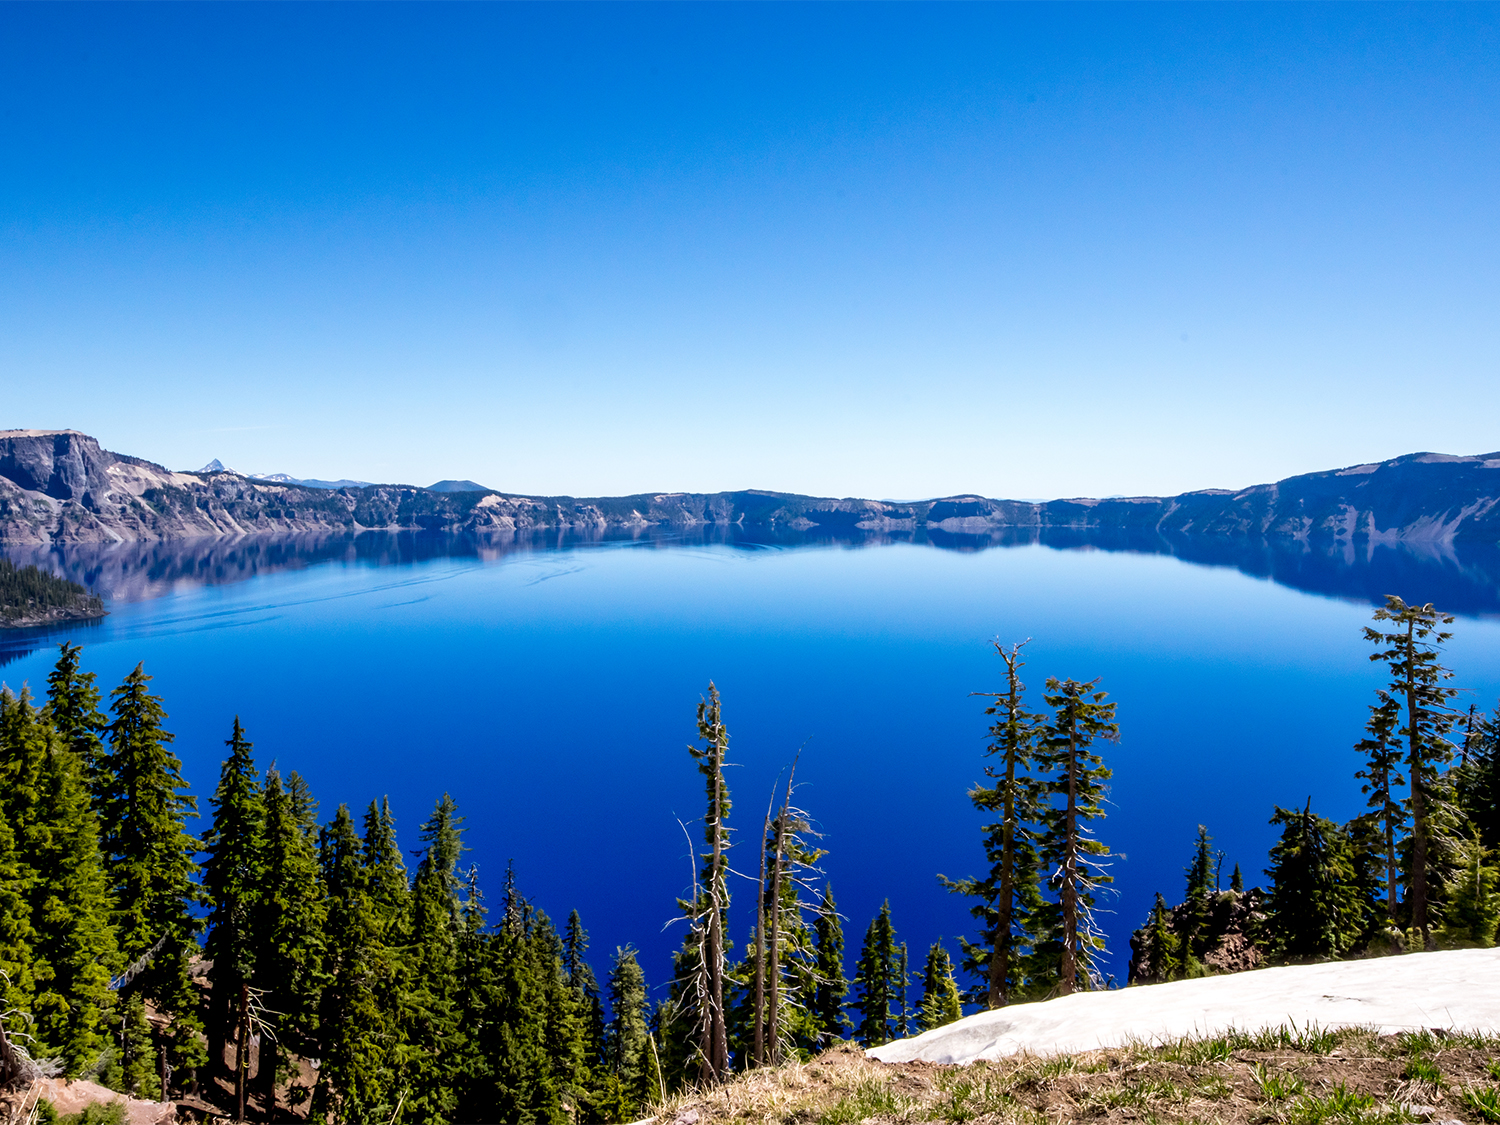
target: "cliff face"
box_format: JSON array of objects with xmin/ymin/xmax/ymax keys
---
[{"xmin": 3, "ymin": 430, "xmax": 1499, "ymax": 547}]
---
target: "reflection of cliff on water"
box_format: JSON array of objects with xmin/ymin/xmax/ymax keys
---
[{"xmin": 3, "ymin": 525, "xmax": 1499, "ymax": 666}]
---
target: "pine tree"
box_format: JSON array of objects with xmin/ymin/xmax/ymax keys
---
[
  {"xmin": 200, "ymin": 717, "xmax": 263, "ymax": 1087},
  {"xmin": 1454, "ymin": 701, "xmax": 1500, "ymax": 850},
  {"xmin": 252, "ymin": 768, "xmax": 327, "ymax": 1119},
  {"xmin": 316, "ymin": 803, "xmax": 397, "ymax": 1123},
  {"xmin": 403, "ymin": 793, "xmax": 467, "ymax": 1122},
  {"xmin": 941, "ymin": 641, "xmax": 1045, "ymax": 1009},
  {"xmin": 0, "ymin": 687, "xmax": 117, "ymax": 1072},
  {"xmin": 0, "ymin": 785, "xmax": 38, "ymax": 1074},
  {"xmin": 758, "ymin": 768, "xmax": 826, "ymax": 1063},
  {"xmin": 1230, "ymin": 863, "xmax": 1244, "ymax": 893},
  {"xmin": 1035, "ymin": 678, "xmax": 1118, "ymax": 994},
  {"xmin": 809, "ymin": 884, "xmax": 849, "ymax": 1049},
  {"xmin": 98, "ymin": 664, "xmax": 203, "ymax": 1080},
  {"xmin": 917, "ymin": 943, "xmax": 962, "ymax": 1032},
  {"xmin": 563, "ymin": 911, "xmax": 606, "ymax": 1073},
  {"xmin": 603, "ymin": 946, "xmax": 650, "ymax": 1121},
  {"xmin": 1365, "ymin": 597, "xmax": 1459, "ymax": 947},
  {"xmin": 672, "ymin": 684, "xmax": 732, "ymax": 1085},
  {"xmin": 1354, "ymin": 691, "xmax": 1406, "ymax": 930},
  {"xmin": 851, "ymin": 902, "xmax": 900, "ymax": 1046},
  {"xmin": 1264, "ymin": 801, "xmax": 1364, "ymax": 960},
  {"xmin": 44, "ymin": 642, "xmax": 107, "ymax": 793},
  {"xmin": 1435, "ymin": 824, "xmax": 1500, "ymax": 947},
  {"xmin": 112, "ymin": 993, "xmax": 161, "ymax": 1099},
  {"xmin": 1181, "ymin": 825, "xmax": 1214, "ymax": 959},
  {"xmin": 1136, "ymin": 893, "xmax": 1183, "ymax": 983}
]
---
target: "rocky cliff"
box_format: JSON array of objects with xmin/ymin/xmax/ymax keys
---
[{"xmin": 3, "ymin": 430, "xmax": 1499, "ymax": 547}]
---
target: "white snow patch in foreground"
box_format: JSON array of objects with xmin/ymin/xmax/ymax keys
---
[{"xmin": 868, "ymin": 948, "xmax": 1500, "ymax": 1065}]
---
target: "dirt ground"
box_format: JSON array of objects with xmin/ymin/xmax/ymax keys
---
[{"xmin": 649, "ymin": 1025, "xmax": 1500, "ymax": 1125}]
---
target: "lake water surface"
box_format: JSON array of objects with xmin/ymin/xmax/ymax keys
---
[{"xmin": 4, "ymin": 530, "xmax": 1499, "ymax": 996}]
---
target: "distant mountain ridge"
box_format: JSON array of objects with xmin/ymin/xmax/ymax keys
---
[{"xmin": 2, "ymin": 428, "xmax": 1498, "ymax": 547}]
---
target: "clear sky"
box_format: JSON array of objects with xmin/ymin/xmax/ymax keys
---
[{"xmin": 3, "ymin": 2, "xmax": 1497, "ymax": 499}]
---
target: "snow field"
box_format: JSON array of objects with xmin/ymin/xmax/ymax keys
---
[{"xmin": 868, "ymin": 948, "xmax": 1500, "ymax": 1065}]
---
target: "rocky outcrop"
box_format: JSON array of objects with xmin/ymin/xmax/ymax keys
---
[
  {"xmin": 1128, "ymin": 888, "xmax": 1269, "ymax": 983},
  {"xmin": 4, "ymin": 430, "xmax": 1500, "ymax": 548}
]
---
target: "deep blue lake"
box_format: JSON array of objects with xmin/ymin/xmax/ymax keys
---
[{"xmin": 4, "ymin": 530, "xmax": 1500, "ymax": 1001}]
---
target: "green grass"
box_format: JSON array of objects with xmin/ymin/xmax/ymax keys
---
[
  {"xmin": 1251, "ymin": 1061, "xmax": 1306, "ymax": 1101},
  {"xmin": 819, "ymin": 1079, "xmax": 914, "ymax": 1125},
  {"xmin": 1399, "ymin": 1055, "xmax": 1441, "ymax": 1085},
  {"xmin": 1461, "ymin": 1085, "xmax": 1500, "ymax": 1124}
]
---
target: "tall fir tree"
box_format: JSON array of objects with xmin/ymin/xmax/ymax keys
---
[
  {"xmin": 1365, "ymin": 596, "xmax": 1459, "ymax": 947},
  {"xmin": 916, "ymin": 943, "xmax": 962, "ymax": 1032},
  {"xmin": 403, "ymin": 793, "xmax": 467, "ymax": 1122},
  {"xmin": 200, "ymin": 717, "xmax": 263, "ymax": 1086},
  {"xmin": 808, "ymin": 884, "xmax": 849, "ymax": 1049},
  {"xmin": 666, "ymin": 684, "xmax": 732, "ymax": 1086},
  {"xmin": 603, "ymin": 946, "xmax": 651, "ymax": 1122},
  {"xmin": 0, "ymin": 687, "xmax": 117, "ymax": 1072},
  {"xmin": 851, "ymin": 902, "xmax": 901, "ymax": 1046},
  {"xmin": 316, "ymin": 803, "xmax": 398, "ymax": 1123},
  {"xmin": 941, "ymin": 641, "xmax": 1046, "ymax": 1008},
  {"xmin": 44, "ymin": 642, "xmax": 108, "ymax": 794},
  {"xmin": 1454, "ymin": 700, "xmax": 1500, "ymax": 850},
  {"xmin": 1264, "ymin": 801, "xmax": 1366, "ymax": 960},
  {"xmin": 1135, "ymin": 893, "xmax": 1183, "ymax": 983},
  {"xmin": 1354, "ymin": 692, "xmax": 1406, "ymax": 929},
  {"xmin": 99, "ymin": 665, "xmax": 204, "ymax": 1080},
  {"xmin": 252, "ymin": 768, "xmax": 327, "ymax": 1118},
  {"xmin": 1035, "ymin": 678, "xmax": 1118, "ymax": 995}
]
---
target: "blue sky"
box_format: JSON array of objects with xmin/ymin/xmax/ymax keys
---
[{"xmin": 3, "ymin": 2, "xmax": 1497, "ymax": 498}]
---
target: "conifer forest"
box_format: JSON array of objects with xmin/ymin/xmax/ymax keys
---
[{"xmin": 0, "ymin": 595, "xmax": 1497, "ymax": 1123}]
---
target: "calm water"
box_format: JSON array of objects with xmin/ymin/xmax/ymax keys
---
[{"xmin": 4, "ymin": 530, "xmax": 1500, "ymax": 996}]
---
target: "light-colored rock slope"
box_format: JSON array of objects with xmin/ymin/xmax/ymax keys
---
[{"xmin": 869, "ymin": 948, "xmax": 1500, "ymax": 1065}]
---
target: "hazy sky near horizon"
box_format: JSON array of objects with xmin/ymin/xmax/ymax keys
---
[{"xmin": 3, "ymin": 3, "xmax": 1498, "ymax": 499}]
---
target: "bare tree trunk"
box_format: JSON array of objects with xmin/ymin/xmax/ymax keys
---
[
  {"xmin": 1384, "ymin": 774, "xmax": 1400, "ymax": 928},
  {"xmin": 235, "ymin": 984, "xmax": 250, "ymax": 1123},
  {"xmin": 1403, "ymin": 623, "xmax": 1431, "ymax": 948},
  {"xmin": 767, "ymin": 814, "xmax": 785, "ymax": 1063},
  {"xmin": 992, "ymin": 749, "xmax": 1016, "ymax": 1009},
  {"xmin": 753, "ymin": 803, "xmax": 769, "ymax": 1068},
  {"xmin": 1059, "ymin": 730, "xmax": 1079, "ymax": 996},
  {"xmin": 699, "ymin": 728, "xmax": 729, "ymax": 1084}
]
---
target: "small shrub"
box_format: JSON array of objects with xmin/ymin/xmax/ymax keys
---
[{"xmin": 60, "ymin": 1104, "xmax": 128, "ymax": 1125}]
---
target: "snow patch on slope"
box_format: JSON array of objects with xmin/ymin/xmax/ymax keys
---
[{"xmin": 868, "ymin": 949, "xmax": 1500, "ymax": 1065}]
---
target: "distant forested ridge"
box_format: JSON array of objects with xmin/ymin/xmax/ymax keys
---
[
  {"xmin": 0, "ymin": 557, "xmax": 103, "ymax": 627},
  {"xmin": 3, "ymin": 428, "xmax": 1500, "ymax": 548}
]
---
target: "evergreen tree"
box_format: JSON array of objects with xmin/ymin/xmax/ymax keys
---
[
  {"xmin": 1230, "ymin": 863, "xmax": 1244, "ymax": 893},
  {"xmin": 98, "ymin": 664, "xmax": 203, "ymax": 1079},
  {"xmin": 1365, "ymin": 597, "xmax": 1459, "ymax": 946},
  {"xmin": 1354, "ymin": 691, "xmax": 1406, "ymax": 929},
  {"xmin": 200, "ymin": 717, "xmax": 263, "ymax": 1086},
  {"xmin": 1136, "ymin": 893, "xmax": 1183, "ymax": 983},
  {"xmin": 563, "ymin": 910, "xmax": 606, "ymax": 1074},
  {"xmin": 758, "ymin": 773, "xmax": 826, "ymax": 1063},
  {"xmin": 44, "ymin": 643, "xmax": 107, "ymax": 792},
  {"xmin": 895, "ymin": 942, "xmax": 910, "ymax": 1039},
  {"xmin": 1035, "ymin": 678, "xmax": 1118, "ymax": 994},
  {"xmin": 941, "ymin": 641, "xmax": 1045, "ymax": 1009},
  {"xmin": 252, "ymin": 768, "xmax": 327, "ymax": 1119},
  {"xmin": 316, "ymin": 803, "xmax": 398, "ymax": 1123},
  {"xmin": 916, "ymin": 943, "xmax": 962, "ymax": 1032},
  {"xmin": 403, "ymin": 793, "xmax": 467, "ymax": 1122},
  {"xmin": 111, "ymin": 993, "xmax": 161, "ymax": 1100},
  {"xmin": 666, "ymin": 684, "xmax": 732, "ymax": 1086},
  {"xmin": 1435, "ymin": 824, "xmax": 1500, "ymax": 947},
  {"xmin": 0, "ymin": 788, "xmax": 38, "ymax": 1071},
  {"xmin": 1180, "ymin": 826, "xmax": 1215, "ymax": 959},
  {"xmin": 808, "ymin": 884, "xmax": 849, "ymax": 1049},
  {"xmin": 603, "ymin": 946, "xmax": 650, "ymax": 1121},
  {"xmin": 1264, "ymin": 801, "xmax": 1364, "ymax": 960},
  {"xmin": 0, "ymin": 687, "xmax": 117, "ymax": 1072},
  {"xmin": 851, "ymin": 902, "xmax": 900, "ymax": 1046},
  {"xmin": 1454, "ymin": 701, "xmax": 1500, "ymax": 850}
]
